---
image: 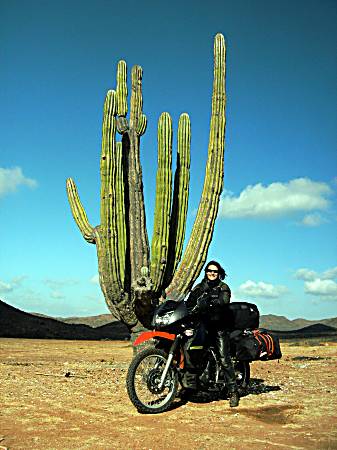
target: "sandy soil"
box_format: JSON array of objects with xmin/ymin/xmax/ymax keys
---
[{"xmin": 0, "ymin": 338, "xmax": 336, "ymax": 450}]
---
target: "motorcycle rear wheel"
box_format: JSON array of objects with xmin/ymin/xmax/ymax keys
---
[
  {"xmin": 126, "ymin": 347, "xmax": 178, "ymax": 414},
  {"xmin": 234, "ymin": 360, "xmax": 250, "ymax": 389}
]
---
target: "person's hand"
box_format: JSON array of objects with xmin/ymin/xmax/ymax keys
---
[{"xmin": 196, "ymin": 296, "xmax": 209, "ymax": 312}]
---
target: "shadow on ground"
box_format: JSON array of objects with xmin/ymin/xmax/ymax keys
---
[{"xmin": 172, "ymin": 377, "xmax": 282, "ymax": 410}]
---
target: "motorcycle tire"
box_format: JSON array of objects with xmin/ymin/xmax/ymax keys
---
[
  {"xmin": 126, "ymin": 347, "xmax": 178, "ymax": 414},
  {"xmin": 234, "ymin": 360, "xmax": 250, "ymax": 389}
]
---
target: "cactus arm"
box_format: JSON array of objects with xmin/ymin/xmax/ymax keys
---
[
  {"xmin": 136, "ymin": 113, "xmax": 147, "ymax": 136},
  {"xmin": 166, "ymin": 33, "xmax": 226, "ymax": 300},
  {"xmin": 99, "ymin": 90, "xmax": 123, "ymax": 291},
  {"xmin": 127, "ymin": 66, "xmax": 150, "ymax": 282},
  {"xmin": 129, "ymin": 65, "xmax": 143, "ymax": 130},
  {"xmin": 162, "ymin": 113, "xmax": 191, "ymax": 288},
  {"xmin": 150, "ymin": 112, "xmax": 173, "ymax": 294},
  {"xmin": 114, "ymin": 142, "xmax": 126, "ymax": 283},
  {"xmin": 100, "ymin": 90, "xmax": 116, "ymax": 231},
  {"xmin": 116, "ymin": 60, "xmax": 128, "ymax": 117},
  {"xmin": 66, "ymin": 178, "xmax": 95, "ymax": 243},
  {"xmin": 173, "ymin": 114, "xmax": 191, "ymax": 268},
  {"xmin": 95, "ymin": 90, "xmax": 132, "ymax": 324}
]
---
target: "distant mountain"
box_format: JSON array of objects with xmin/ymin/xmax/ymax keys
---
[
  {"xmin": 269, "ymin": 323, "xmax": 337, "ymax": 339},
  {"xmin": 259, "ymin": 314, "xmax": 337, "ymax": 331},
  {"xmin": 55, "ymin": 314, "xmax": 115, "ymax": 328},
  {"xmin": 0, "ymin": 300, "xmax": 129, "ymax": 340}
]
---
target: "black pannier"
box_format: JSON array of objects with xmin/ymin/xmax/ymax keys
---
[
  {"xmin": 235, "ymin": 330, "xmax": 282, "ymax": 361},
  {"xmin": 222, "ymin": 302, "xmax": 259, "ymax": 330}
]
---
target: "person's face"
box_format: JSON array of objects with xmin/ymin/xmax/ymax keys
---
[{"xmin": 206, "ymin": 264, "xmax": 219, "ymax": 281}]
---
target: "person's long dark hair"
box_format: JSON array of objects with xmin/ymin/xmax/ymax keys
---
[{"xmin": 204, "ymin": 260, "xmax": 227, "ymax": 280}]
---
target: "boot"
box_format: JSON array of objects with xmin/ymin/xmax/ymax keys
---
[{"xmin": 229, "ymin": 390, "xmax": 239, "ymax": 407}]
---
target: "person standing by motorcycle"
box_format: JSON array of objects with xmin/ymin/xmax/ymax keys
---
[{"xmin": 185, "ymin": 260, "xmax": 240, "ymax": 407}]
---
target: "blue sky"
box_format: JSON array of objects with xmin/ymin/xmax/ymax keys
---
[{"xmin": 1, "ymin": 0, "xmax": 336, "ymax": 320}]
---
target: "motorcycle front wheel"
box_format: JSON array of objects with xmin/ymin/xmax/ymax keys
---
[{"xmin": 126, "ymin": 347, "xmax": 178, "ymax": 414}]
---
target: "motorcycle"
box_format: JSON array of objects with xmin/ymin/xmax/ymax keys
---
[{"xmin": 126, "ymin": 299, "xmax": 251, "ymax": 414}]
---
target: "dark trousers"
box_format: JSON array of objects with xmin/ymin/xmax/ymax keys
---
[{"xmin": 214, "ymin": 329, "xmax": 237, "ymax": 393}]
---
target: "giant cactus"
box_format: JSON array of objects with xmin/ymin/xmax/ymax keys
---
[{"xmin": 66, "ymin": 33, "xmax": 227, "ymax": 334}]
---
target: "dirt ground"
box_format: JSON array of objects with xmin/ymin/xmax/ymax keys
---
[{"xmin": 0, "ymin": 338, "xmax": 336, "ymax": 450}]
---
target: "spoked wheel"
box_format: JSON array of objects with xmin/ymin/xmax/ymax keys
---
[
  {"xmin": 233, "ymin": 359, "xmax": 250, "ymax": 390},
  {"xmin": 126, "ymin": 347, "xmax": 178, "ymax": 414}
]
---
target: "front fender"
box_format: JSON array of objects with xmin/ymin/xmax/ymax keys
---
[{"xmin": 133, "ymin": 330, "xmax": 176, "ymax": 347}]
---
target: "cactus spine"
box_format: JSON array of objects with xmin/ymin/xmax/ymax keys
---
[{"xmin": 66, "ymin": 33, "xmax": 226, "ymax": 331}]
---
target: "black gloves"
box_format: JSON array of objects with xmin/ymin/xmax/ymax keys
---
[{"xmin": 196, "ymin": 296, "xmax": 209, "ymax": 312}]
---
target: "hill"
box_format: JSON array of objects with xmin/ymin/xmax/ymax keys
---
[
  {"xmin": 0, "ymin": 300, "xmax": 129, "ymax": 340},
  {"xmin": 269, "ymin": 323, "xmax": 337, "ymax": 339},
  {"xmin": 259, "ymin": 314, "xmax": 337, "ymax": 331},
  {"xmin": 56, "ymin": 314, "xmax": 115, "ymax": 328}
]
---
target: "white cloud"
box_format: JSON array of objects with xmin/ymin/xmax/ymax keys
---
[
  {"xmin": 0, "ymin": 280, "xmax": 13, "ymax": 293},
  {"xmin": 294, "ymin": 268, "xmax": 318, "ymax": 281},
  {"xmin": 0, "ymin": 167, "xmax": 37, "ymax": 197},
  {"xmin": 50, "ymin": 290, "xmax": 65, "ymax": 300},
  {"xmin": 2, "ymin": 287, "xmax": 48, "ymax": 312},
  {"xmin": 299, "ymin": 213, "xmax": 328, "ymax": 227},
  {"xmin": 11, "ymin": 275, "xmax": 28, "ymax": 286},
  {"xmin": 0, "ymin": 275, "xmax": 29, "ymax": 293},
  {"xmin": 90, "ymin": 274, "xmax": 100, "ymax": 284},
  {"xmin": 44, "ymin": 278, "xmax": 79, "ymax": 289},
  {"xmin": 295, "ymin": 266, "xmax": 337, "ymax": 300},
  {"xmin": 295, "ymin": 266, "xmax": 337, "ymax": 282},
  {"xmin": 304, "ymin": 279, "xmax": 337, "ymax": 299},
  {"xmin": 219, "ymin": 178, "xmax": 332, "ymax": 219},
  {"xmin": 237, "ymin": 280, "xmax": 288, "ymax": 299},
  {"xmin": 322, "ymin": 267, "xmax": 337, "ymax": 280}
]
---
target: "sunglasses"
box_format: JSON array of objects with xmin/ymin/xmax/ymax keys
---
[{"xmin": 206, "ymin": 269, "xmax": 219, "ymax": 274}]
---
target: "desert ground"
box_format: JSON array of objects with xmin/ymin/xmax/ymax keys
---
[{"xmin": 0, "ymin": 338, "xmax": 336, "ymax": 450}]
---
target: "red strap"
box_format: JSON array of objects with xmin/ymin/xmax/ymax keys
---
[{"xmin": 253, "ymin": 330, "xmax": 273, "ymax": 356}]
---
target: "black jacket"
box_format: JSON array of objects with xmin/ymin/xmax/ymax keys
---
[{"xmin": 185, "ymin": 278, "xmax": 231, "ymax": 323}]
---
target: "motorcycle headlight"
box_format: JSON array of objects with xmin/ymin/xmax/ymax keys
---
[{"xmin": 154, "ymin": 311, "xmax": 175, "ymax": 327}]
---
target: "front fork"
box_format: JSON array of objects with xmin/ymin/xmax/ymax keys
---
[{"xmin": 158, "ymin": 334, "xmax": 181, "ymax": 389}]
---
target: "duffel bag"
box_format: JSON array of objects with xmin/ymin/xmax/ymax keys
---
[
  {"xmin": 235, "ymin": 329, "xmax": 282, "ymax": 361},
  {"xmin": 222, "ymin": 302, "xmax": 259, "ymax": 330}
]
